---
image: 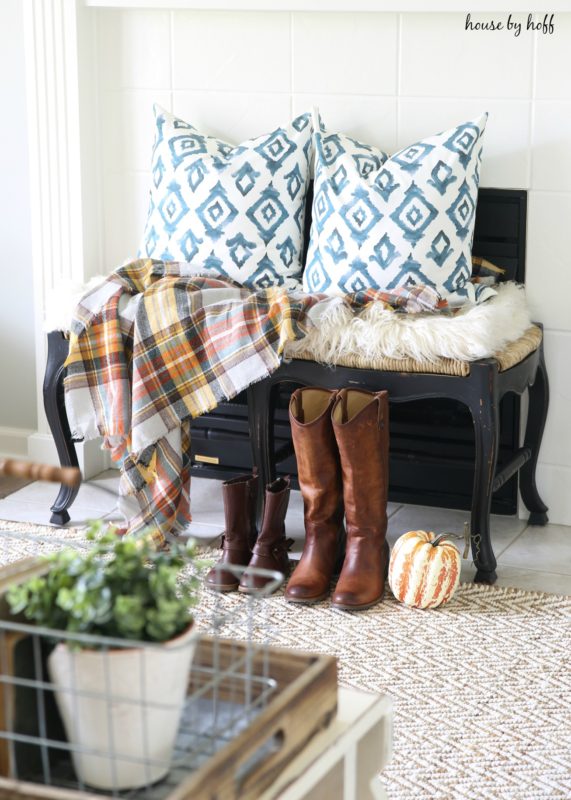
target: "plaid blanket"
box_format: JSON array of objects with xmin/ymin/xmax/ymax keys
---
[{"xmin": 64, "ymin": 259, "xmax": 441, "ymax": 544}]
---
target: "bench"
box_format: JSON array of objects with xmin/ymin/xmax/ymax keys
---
[{"xmin": 43, "ymin": 187, "xmax": 549, "ymax": 584}]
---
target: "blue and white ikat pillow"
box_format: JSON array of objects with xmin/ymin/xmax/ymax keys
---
[
  {"xmin": 139, "ymin": 106, "xmax": 313, "ymax": 290},
  {"xmin": 304, "ymin": 113, "xmax": 489, "ymax": 305}
]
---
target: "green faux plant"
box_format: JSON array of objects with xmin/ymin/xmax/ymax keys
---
[{"xmin": 7, "ymin": 522, "xmax": 207, "ymax": 644}]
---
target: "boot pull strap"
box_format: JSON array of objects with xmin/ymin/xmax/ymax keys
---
[
  {"xmin": 291, "ymin": 392, "xmax": 304, "ymax": 423},
  {"xmin": 250, "ymin": 467, "xmax": 259, "ymax": 496},
  {"xmin": 377, "ymin": 397, "xmax": 385, "ymax": 429},
  {"xmin": 341, "ymin": 392, "xmax": 348, "ymax": 424},
  {"xmin": 253, "ymin": 538, "xmax": 295, "ymax": 557}
]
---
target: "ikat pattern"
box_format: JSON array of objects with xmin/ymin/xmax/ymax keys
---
[
  {"xmin": 139, "ymin": 106, "xmax": 312, "ymax": 290},
  {"xmin": 304, "ymin": 114, "xmax": 489, "ymax": 304}
]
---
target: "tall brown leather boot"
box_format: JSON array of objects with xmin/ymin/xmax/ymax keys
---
[
  {"xmin": 239, "ymin": 477, "xmax": 293, "ymax": 594},
  {"xmin": 205, "ymin": 472, "xmax": 258, "ymax": 592},
  {"xmin": 331, "ymin": 388, "xmax": 390, "ymax": 611},
  {"xmin": 285, "ymin": 388, "xmax": 344, "ymax": 604}
]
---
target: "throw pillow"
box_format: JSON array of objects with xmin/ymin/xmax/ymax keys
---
[
  {"xmin": 304, "ymin": 113, "xmax": 489, "ymax": 304},
  {"xmin": 139, "ymin": 106, "xmax": 313, "ymax": 290}
]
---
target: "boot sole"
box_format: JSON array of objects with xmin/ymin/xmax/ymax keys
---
[
  {"xmin": 205, "ymin": 583, "xmax": 239, "ymax": 593},
  {"xmin": 331, "ymin": 596, "xmax": 384, "ymax": 611},
  {"xmin": 237, "ymin": 585, "xmax": 271, "ymax": 595},
  {"xmin": 285, "ymin": 591, "xmax": 329, "ymax": 605}
]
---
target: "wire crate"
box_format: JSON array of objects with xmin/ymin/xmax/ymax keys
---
[{"xmin": 0, "ymin": 530, "xmax": 338, "ymax": 800}]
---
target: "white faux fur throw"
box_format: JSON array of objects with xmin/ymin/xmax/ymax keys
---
[
  {"xmin": 284, "ymin": 282, "xmax": 532, "ymax": 363},
  {"xmin": 46, "ymin": 276, "xmax": 531, "ymax": 364}
]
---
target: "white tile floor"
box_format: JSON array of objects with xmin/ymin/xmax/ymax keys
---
[{"xmin": 0, "ymin": 469, "xmax": 570, "ymax": 594}]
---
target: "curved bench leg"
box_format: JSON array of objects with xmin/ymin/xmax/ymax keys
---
[
  {"xmin": 43, "ymin": 331, "xmax": 80, "ymax": 525},
  {"xmin": 468, "ymin": 366, "xmax": 500, "ymax": 584},
  {"xmin": 520, "ymin": 344, "xmax": 549, "ymax": 526},
  {"xmin": 247, "ymin": 379, "xmax": 278, "ymax": 529}
]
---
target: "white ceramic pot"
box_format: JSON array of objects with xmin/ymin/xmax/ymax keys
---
[{"xmin": 48, "ymin": 625, "xmax": 196, "ymax": 790}]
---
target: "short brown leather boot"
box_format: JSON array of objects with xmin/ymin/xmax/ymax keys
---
[
  {"xmin": 285, "ymin": 388, "xmax": 345, "ymax": 604},
  {"xmin": 331, "ymin": 388, "xmax": 390, "ymax": 611},
  {"xmin": 239, "ymin": 477, "xmax": 293, "ymax": 594},
  {"xmin": 205, "ymin": 472, "xmax": 258, "ymax": 592}
]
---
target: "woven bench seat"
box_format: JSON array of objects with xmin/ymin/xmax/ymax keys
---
[{"xmin": 289, "ymin": 325, "xmax": 543, "ymax": 378}]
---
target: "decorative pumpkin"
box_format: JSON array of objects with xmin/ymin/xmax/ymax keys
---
[{"xmin": 388, "ymin": 530, "xmax": 461, "ymax": 609}]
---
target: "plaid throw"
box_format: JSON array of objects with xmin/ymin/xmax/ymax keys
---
[{"xmin": 64, "ymin": 259, "xmax": 442, "ymax": 544}]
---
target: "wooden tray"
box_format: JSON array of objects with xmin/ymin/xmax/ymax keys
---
[{"xmin": 0, "ymin": 560, "xmax": 338, "ymax": 800}]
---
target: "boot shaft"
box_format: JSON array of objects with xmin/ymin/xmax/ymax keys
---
[
  {"xmin": 222, "ymin": 472, "xmax": 258, "ymax": 547},
  {"xmin": 205, "ymin": 471, "xmax": 258, "ymax": 592},
  {"xmin": 332, "ymin": 388, "xmax": 389, "ymax": 538},
  {"xmin": 289, "ymin": 388, "xmax": 343, "ymax": 534},
  {"xmin": 258, "ymin": 476, "xmax": 291, "ymax": 543},
  {"xmin": 240, "ymin": 477, "xmax": 292, "ymax": 593}
]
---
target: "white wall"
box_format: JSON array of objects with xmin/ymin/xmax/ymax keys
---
[
  {"xmin": 0, "ymin": 0, "xmax": 37, "ymax": 452},
  {"xmin": 17, "ymin": 7, "xmax": 571, "ymax": 523},
  {"xmin": 93, "ymin": 9, "xmax": 571, "ymax": 525}
]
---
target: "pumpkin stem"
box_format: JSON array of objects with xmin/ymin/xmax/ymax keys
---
[
  {"xmin": 430, "ymin": 532, "xmax": 462, "ymax": 548},
  {"xmin": 431, "ymin": 522, "xmax": 471, "ymax": 559}
]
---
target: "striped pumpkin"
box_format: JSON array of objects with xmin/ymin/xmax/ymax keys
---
[{"xmin": 388, "ymin": 530, "xmax": 461, "ymax": 609}]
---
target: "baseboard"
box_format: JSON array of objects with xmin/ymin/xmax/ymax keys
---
[
  {"xmin": 0, "ymin": 426, "xmax": 36, "ymax": 459},
  {"xmin": 27, "ymin": 432, "xmax": 112, "ymax": 479}
]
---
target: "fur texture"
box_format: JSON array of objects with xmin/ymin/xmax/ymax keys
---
[
  {"xmin": 46, "ymin": 277, "xmax": 531, "ymax": 363},
  {"xmin": 285, "ymin": 282, "xmax": 532, "ymax": 363}
]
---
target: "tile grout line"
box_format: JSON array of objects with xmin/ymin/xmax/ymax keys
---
[
  {"xmin": 289, "ymin": 11, "xmax": 294, "ymax": 117},
  {"xmin": 494, "ymin": 522, "xmax": 530, "ymax": 558},
  {"xmin": 388, "ymin": 504, "xmax": 403, "ymax": 520},
  {"xmin": 395, "ymin": 12, "xmax": 402, "ymax": 148},
  {"xmin": 494, "ymin": 563, "xmax": 571, "ymax": 579},
  {"xmin": 528, "ymin": 14, "xmax": 538, "ymax": 189}
]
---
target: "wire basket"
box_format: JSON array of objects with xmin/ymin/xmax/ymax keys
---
[{"xmin": 0, "ymin": 528, "xmax": 293, "ymax": 799}]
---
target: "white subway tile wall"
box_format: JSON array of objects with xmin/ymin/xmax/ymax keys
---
[
  {"xmin": 398, "ymin": 13, "xmax": 534, "ymax": 99},
  {"xmin": 100, "ymin": 90, "xmax": 172, "ymax": 173},
  {"xmin": 291, "ymin": 13, "xmax": 399, "ymax": 96},
  {"xmin": 531, "ymin": 101, "xmax": 571, "ymax": 191},
  {"xmin": 171, "ymin": 12, "xmax": 292, "ymax": 93},
  {"xmin": 171, "ymin": 92, "xmax": 292, "ymax": 145},
  {"xmin": 534, "ymin": 13, "xmax": 571, "ymax": 99},
  {"xmin": 291, "ymin": 94, "xmax": 398, "ymax": 151},
  {"xmin": 397, "ymin": 98, "xmax": 531, "ymax": 188},
  {"xmin": 95, "ymin": 9, "xmax": 571, "ymax": 525},
  {"xmin": 98, "ymin": 10, "xmax": 171, "ymax": 90},
  {"xmin": 539, "ymin": 331, "xmax": 571, "ymax": 469},
  {"xmin": 525, "ymin": 192, "xmax": 571, "ymax": 331}
]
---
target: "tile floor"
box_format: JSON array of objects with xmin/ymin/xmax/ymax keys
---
[{"xmin": 0, "ymin": 469, "xmax": 569, "ymax": 594}]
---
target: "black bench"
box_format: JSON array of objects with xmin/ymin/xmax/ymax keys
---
[{"xmin": 43, "ymin": 187, "xmax": 549, "ymax": 584}]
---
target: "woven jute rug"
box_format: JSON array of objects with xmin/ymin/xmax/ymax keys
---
[
  {"xmin": 197, "ymin": 574, "xmax": 571, "ymax": 800},
  {"xmin": 2, "ymin": 523, "xmax": 570, "ymax": 800}
]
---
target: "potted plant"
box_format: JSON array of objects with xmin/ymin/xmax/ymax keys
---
[{"xmin": 6, "ymin": 523, "xmax": 204, "ymax": 791}]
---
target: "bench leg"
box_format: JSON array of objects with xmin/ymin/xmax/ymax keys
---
[
  {"xmin": 520, "ymin": 345, "xmax": 549, "ymax": 526},
  {"xmin": 468, "ymin": 368, "xmax": 500, "ymax": 584},
  {"xmin": 247, "ymin": 379, "xmax": 278, "ymax": 529},
  {"xmin": 43, "ymin": 331, "xmax": 80, "ymax": 525}
]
